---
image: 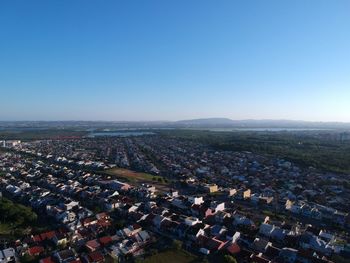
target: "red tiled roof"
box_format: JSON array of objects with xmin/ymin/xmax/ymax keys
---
[
  {"xmin": 40, "ymin": 231, "xmax": 56, "ymax": 240},
  {"xmin": 28, "ymin": 246, "xmax": 45, "ymax": 256},
  {"xmin": 97, "ymin": 219, "xmax": 111, "ymax": 227},
  {"xmin": 32, "ymin": 235, "xmax": 42, "ymax": 242},
  {"xmin": 133, "ymin": 223, "xmax": 142, "ymax": 230},
  {"xmin": 88, "ymin": 251, "xmax": 104, "ymax": 262},
  {"xmin": 40, "ymin": 256, "xmax": 55, "ymax": 263},
  {"xmin": 99, "ymin": 236, "xmax": 112, "ymax": 246},
  {"xmin": 227, "ymin": 243, "xmax": 241, "ymax": 254},
  {"xmin": 96, "ymin": 212, "xmax": 109, "ymax": 219},
  {"xmin": 86, "ymin": 239, "xmax": 100, "ymax": 250}
]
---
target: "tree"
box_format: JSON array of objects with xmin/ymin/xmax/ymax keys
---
[
  {"xmin": 172, "ymin": 239, "xmax": 183, "ymax": 250},
  {"xmin": 223, "ymin": 255, "xmax": 237, "ymax": 263},
  {"xmin": 149, "ymin": 249, "xmax": 158, "ymax": 256},
  {"xmin": 20, "ymin": 254, "xmax": 36, "ymax": 263},
  {"xmin": 200, "ymin": 256, "xmax": 209, "ymax": 263}
]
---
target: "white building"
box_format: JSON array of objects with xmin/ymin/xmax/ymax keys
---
[
  {"xmin": 189, "ymin": 196, "xmax": 204, "ymax": 205},
  {"xmin": 0, "ymin": 248, "xmax": 17, "ymax": 263}
]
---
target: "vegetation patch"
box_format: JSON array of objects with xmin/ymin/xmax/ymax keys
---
[
  {"xmin": 104, "ymin": 168, "xmax": 167, "ymax": 184},
  {"xmin": 0, "ymin": 197, "xmax": 37, "ymax": 237},
  {"xmin": 0, "ymin": 129, "xmax": 87, "ymax": 141},
  {"xmin": 139, "ymin": 249, "xmax": 197, "ymax": 263}
]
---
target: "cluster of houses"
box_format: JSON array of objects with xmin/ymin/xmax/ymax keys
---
[
  {"xmin": 13, "ymin": 136, "xmax": 349, "ymax": 214},
  {"xmin": 0, "ymin": 151, "xmax": 153, "ymax": 262},
  {"xmin": 1, "ymin": 135, "xmax": 350, "ymax": 262}
]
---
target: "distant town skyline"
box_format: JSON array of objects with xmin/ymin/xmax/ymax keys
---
[{"xmin": 1, "ymin": 0, "xmax": 350, "ymax": 122}]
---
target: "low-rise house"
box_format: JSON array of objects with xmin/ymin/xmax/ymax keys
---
[
  {"xmin": 0, "ymin": 248, "xmax": 17, "ymax": 263},
  {"xmin": 85, "ymin": 239, "xmax": 100, "ymax": 252},
  {"xmin": 250, "ymin": 253, "xmax": 271, "ymax": 263},
  {"xmin": 270, "ymin": 226, "xmax": 288, "ymax": 242},
  {"xmin": 39, "ymin": 256, "xmax": 55, "ymax": 263},
  {"xmin": 186, "ymin": 223, "xmax": 207, "ymax": 241},
  {"xmin": 243, "ymin": 189, "xmax": 251, "ymax": 199},
  {"xmin": 184, "ymin": 216, "xmax": 201, "ymax": 226},
  {"xmin": 226, "ymin": 242, "xmax": 241, "ymax": 255},
  {"xmin": 82, "ymin": 217, "xmax": 98, "ymax": 227},
  {"xmin": 83, "ymin": 251, "xmax": 104, "ymax": 263},
  {"xmin": 53, "ymin": 233, "xmax": 68, "ymax": 247},
  {"xmin": 98, "ymin": 236, "xmax": 113, "ymax": 247},
  {"xmin": 210, "ymin": 201, "xmax": 225, "ymax": 213},
  {"xmin": 100, "ymin": 180, "xmax": 131, "ymax": 191},
  {"xmin": 210, "ymin": 225, "xmax": 227, "ymax": 236},
  {"xmin": 197, "ymin": 235, "xmax": 228, "ymax": 254},
  {"xmin": 259, "ymin": 223, "xmax": 274, "ymax": 237},
  {"xmin": 215, "ymin": 210, "xmax": 231, "ymax": 223},
  {"xmin": 54, "ymin": 249, "xmax": 79, "ymax": 263},
  {"xmin": 175, "ymin": 223, "xmax": 189, "ymax": 238},
  {"xmin": 264, "ymin": 245, "xmax": 281, "ymax": 261},
  {"xmin": 152, "ymin": 214, "xmax": 166, "ymax": 229},
  {"xmin": 137, "ymin": 230, "xmax": 151, "ymax": 243},
  {"xmin": 28, "ymin": 246, "xmax": 45, "ymax": 256},
  {"xmin": 188, "ymin": 196, "xmax": 204, "ymax": 205},
  {"xmin": 318, "ymin": 230, "xmax": 335, "ymax": 243},
  {"xmin": 278, "ymin": 247, "xmax": 298, "ymax": 263},
  {"xmin": 252, "ymin": 238, "xmax": 272, "ymax": 253},
  {"xmin": 233, "ymin": 214, "xmax": 254, "ymax": 227},
  {"xmin": 204, "ymin": 184, "xmax": 218, "ymax": 193}
]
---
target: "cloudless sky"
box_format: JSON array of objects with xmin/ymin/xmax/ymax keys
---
[{"xmin": 0, "ymin": 0, "xmax": 350, "ymax": 122}]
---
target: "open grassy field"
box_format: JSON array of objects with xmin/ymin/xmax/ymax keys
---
[
  {"xmin": 141, "ymin": 249, "xmax": 197, "ymax": 263},
  {"xmin": 103, "ymin": 168, "xmax": 172, "ymax": 192},
  {"xmin": 103, "ymin": 168, "xmax": 162, "ymax": 182}
]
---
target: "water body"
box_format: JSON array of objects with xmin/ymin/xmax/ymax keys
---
[{"xmin": 88, "ymin": 131, "xmax": 155, "ymax": 137}]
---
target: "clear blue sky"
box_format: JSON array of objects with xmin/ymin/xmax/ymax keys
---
[{"xmin": 0, "ymin": 0, "xmax": 349, "ymax": 122}]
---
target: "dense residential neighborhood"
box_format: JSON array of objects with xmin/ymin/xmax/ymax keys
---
[{"xmin": 0, "ymin": 134, "xmax": 349, "ymax": 263}]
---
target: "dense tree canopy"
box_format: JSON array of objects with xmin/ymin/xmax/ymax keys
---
[{"xmin": 0, "ymin": 197, "xmax": 37, "ymax": 228}]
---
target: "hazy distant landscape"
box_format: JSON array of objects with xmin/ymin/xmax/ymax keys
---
[{"xmin": 1, "ymin": 118, "xmax": 350, "ymax": 129}]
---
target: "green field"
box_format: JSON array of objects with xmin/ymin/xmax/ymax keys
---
[
  {"xmin": 140, "ymin": 249, "xmax": 197, "ymax": 263},
  {"xmin": 0, "ymin": 129, "xmax": 87, "ymax": 141},
  {"xmin": 103, "ymin": 168, "xmax": 172, "ymax": 192},
  {"xmin": 103, "ymin": 168, "xmax": 163, "ymax": 182}
]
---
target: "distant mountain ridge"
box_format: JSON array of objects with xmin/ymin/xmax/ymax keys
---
[{"xmin": 175, "ymin": 118, "xmax": 235, "ymax": 125}]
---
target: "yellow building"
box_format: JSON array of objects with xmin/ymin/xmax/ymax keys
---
[
  {"xmin": 243, "ymin": 189, "xmax": 251, "ymax": 199},
  {"xmin": 205, "ymin": 184, "xmax": 218, "ymax": 193}
]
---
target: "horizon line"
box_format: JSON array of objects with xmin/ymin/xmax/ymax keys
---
[{"xmin": 1, "ymin": 118, "xmax": 350, "ymax": 124}]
